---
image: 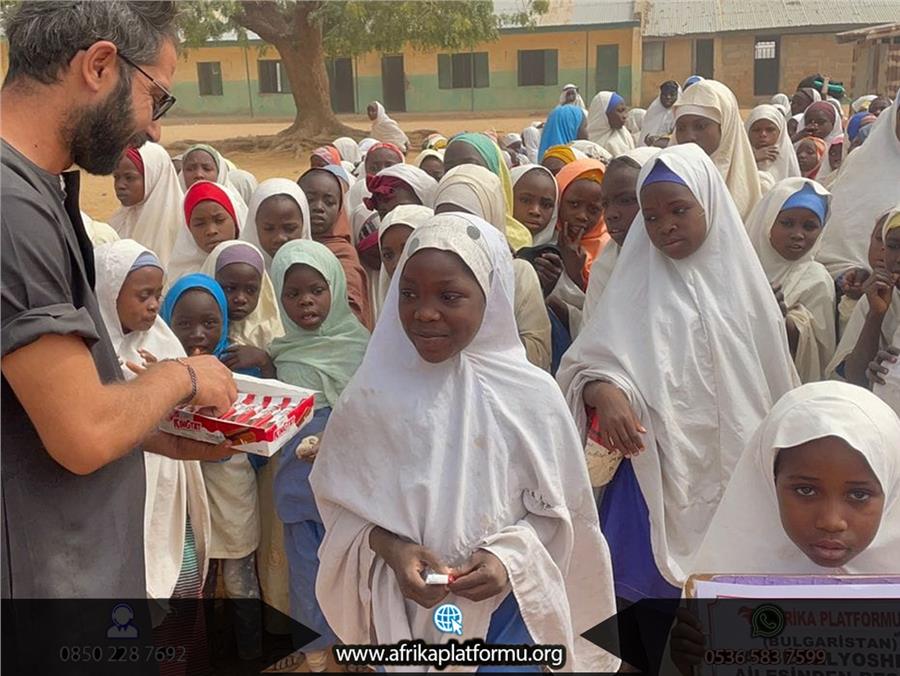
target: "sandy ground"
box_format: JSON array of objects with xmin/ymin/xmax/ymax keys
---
[{"xmin": 80, "ymin": 113, "xmax": 540, "ymax": 219}]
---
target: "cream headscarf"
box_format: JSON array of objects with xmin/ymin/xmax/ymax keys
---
[
  {"xmin": 199, "ymin": 240, "xmax": 283, "ymax": 350},
  {"xmin": 799, "ymin": 101, "xmax": 845, "ymax": 182},
  {"xmin": 94, "ymin": 239, "xmax": 210, "ymax": 600},
  {"xmin": 242, "ymin": 178, "xmax": 312, "ymax": 270},
  {"xmin": 310, "ymin": 213, "xmax": 619, "ymax": 672},
  {"xmin": 374, "ymin": 204, "xmax": 434, "ymax": 312},
  {"xmin": 673, "ymin": 79, "xmax": 763, "ymax": 219},
  {"xmin": 586, "ymin": 91, "xmax": 636, "ymax": 157},
  {"xmin": 816, "ymin": 89, "xmax": 900, "ymax": 277},
  {"xmin": 108, "ymin": 141, "xmax": 184, "ymax": 267},
  {"xmin": 745, "ymin": 104, "xmax": 802, "ymax": 188},
  {"xmin": 369, "ymin": 101, "xmax": 409, "ymax": 150},
  {"xmin": 333, "ymin": 137, "xmax": 362, "ymax": 165},
  {"xmin": 745, "ymin": 178, "xmax": 835, "ymax": 382},
  {"xmin": 689, "ymin": 381, "xmax": 900, "ymax": 576},
  {"xmin": 81, "ymin": 210, "xmax": 120, "ymax": 247},
  {"xmin": 557, "ymin": 144, "xmax": 799, "ymax": 587},
  {"xmin": 433, "ymin": 164, "xmax": 508, "ymax": 233}
]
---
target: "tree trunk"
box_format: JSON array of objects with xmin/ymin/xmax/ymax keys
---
[{"xmin": 237, "ymin": 1, "xmax": 358, "ymax": 144}]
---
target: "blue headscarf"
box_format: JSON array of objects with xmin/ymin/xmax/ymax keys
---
[
  {"xmin": 161, "ymin": 273, "xmax": 230, "ymax": 358},
  {"xmin": 538, "ymin": 104, "xmax": 585, "ymax": 160},
  {"xmin": 606, "ymin": 92, "xmax": 625, "ymax": 113},
  {"xmin": 781, "ymin": 182, "xmax": 829, "ymax": 224},
  {"xmin": 846, "ymin": 111, "xmax": 869, "ymax": 142}
]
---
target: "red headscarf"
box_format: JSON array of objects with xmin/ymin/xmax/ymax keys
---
[
  {"xmin": 125, "ymin": 147, "xmax": 144, "ymax": 175},
  {"xmin": 183, "ymin": 180, "xmax": 239, "ymax": 234},
  {"xmin": 312, "ymin": 145, "xmax": 342, "ymax": 166},
  {"xmin": 555, "ymin": 158, "xmax": 608, "ymax": 281},
  {"xmin": 364, "ymin": 142, "xmax": 404, "ymax": 173}
]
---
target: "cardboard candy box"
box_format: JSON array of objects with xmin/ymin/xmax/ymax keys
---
[{"xmin": 159, "ymin": 373, "xmax": 317, "ymax": 457}]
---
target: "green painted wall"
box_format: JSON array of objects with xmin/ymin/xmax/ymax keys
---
[{"xmin": 171, "ymin": 79, "xmax": 297, "ymax": 117}]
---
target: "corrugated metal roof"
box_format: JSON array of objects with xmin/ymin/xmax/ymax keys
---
[
  {"xmin": 643, "ymin": 0, "xmax": 900, "ymax": 37},
  {"xmin": 496, "ymin": 0, "xmax": 639, "ymax": 28}
]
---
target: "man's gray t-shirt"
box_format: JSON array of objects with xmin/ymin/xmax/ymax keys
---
[{"xmin": 1, "ymin": 140, "xmax": 146, "ymax": 598}]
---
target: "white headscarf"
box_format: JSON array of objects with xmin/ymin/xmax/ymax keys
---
[
  {"xmin": 690, "ymin": 382, "xmax": 900, "ymax": 576},
  {"xmin": 108, "ymin": 142, "xmax": 183, "ymax": 267},
  {"xmin": 640, "ymin": 85, "xmax": 682, "ymax": 145},
  {"xmin": 178, "ymin": 143, "xmax": 233, "ymax": 192},
  {"xmin": 242, "ymin": 178, "xmax": 312, "ymax": 270},
  {"xmin": 199, "ymin": 240, "xmax": 284, "ymax": 349},
  {"xmin": 799, "ymin": 102, "xmax": 845, "ymax": 181},
  {"xmin": 310, "ymin": 213, "xmax": 619, "ymax": 672},
  {"xmin": 369, "ymin": 101, "xmax": 409, "ymax": 150},
  {"xmin": 510, "ymin": 164, "xmax": 558, "ymax": 246},
  {"xmin": 770, "ymin": 92, "xmax": 792, "ymax": 116},
  {"xmin": 745, "ymin": 177, "xmax": 835, "ymax": 382},
  {"xmin": 333, "ymin": 136, "xmax": 362, "ymax": 165},
  {"xmin": 522, "ymin": 124, "xmax": 542, "ymax": 163},
  {"xmin": 433, "ymin": 164, "xmax": 507, "ymax": 232},
  {"xmin": 571, "ymin": 139, "xmax": 612, "ymax": 163},
  {"xmin": 166, "ymin": 180, "xmax": 249, "ymax": 288},
  {"xmin": 852, "ymin": 94, "xmax": 878, "ymax": 113},
  {"xmin": 673, "ymin": 79, "xmax": 763, "ymax": 220},
  {"xmin": 94, "ymin": 239, "xmax": 210, "ymax": 599},
  {"xmin": 817, "ymin": 89, "xmax": 900, "ymax": 277},
  {"xmin": 374, "ymin": 204, "xmax": 434, "ymax": 312},
  {"xmin": 227, "ymin": 167, "xmax": 259, "ymax": 206},
  {"xmin": 413, "ymin": 148, "xmax": 444, "ymax": 170},
  {"xmin": 372, "ymin": 163, "xmax": 438, "ymax": 207},
  {"xmin": 586, "ymin": 91, "xmax": 636, "ymax": 156},
  {"xmin": 626, "ymin": 107, "xmax": 646, "ymax": 143},
  {"xmin": 81, "ymin": 210, "xmax": 120, "ymax": 247},
  {"xmin": 560, "ymin": 83, "xmax": 588, "ymax": 112},
  {"xmin": 557, "ymin": 144, "xmax": 799, "ymax": 586},
  {"xmin": 745, "ymin": 104, "xmax": 802, "ymax": 187}
]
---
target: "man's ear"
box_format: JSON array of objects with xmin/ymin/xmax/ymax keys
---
[{"xmin": 77, "ymin": 41, "xmax": 120, "ymax": 94}]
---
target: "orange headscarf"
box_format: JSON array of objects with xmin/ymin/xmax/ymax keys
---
[
  {"xmin": 555, "ymin": 158, "xmax": 608, "ymax": 281},
  {"xmin": 795, "ymin": 136, "xmax": 827, "ymax": 180}
]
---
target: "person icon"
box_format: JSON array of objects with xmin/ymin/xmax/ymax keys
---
[{"xmin": 106, "ymin": 603, "xmax": 139, "ymax": 639}]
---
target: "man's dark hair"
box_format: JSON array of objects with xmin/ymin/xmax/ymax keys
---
[{"xmin": 3, "ymin": 1, "xmax": 178, "ymax": 87}]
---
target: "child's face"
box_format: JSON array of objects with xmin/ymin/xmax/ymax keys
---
[
  {"xmin": 443, "ymin": 142, "xmax": 488, "ymax": 173},
  {"xmin": 775, "ymin": 436, "xmax": 884, "ymax": 568},
  {"xmin": 606, "ymin": 102, "xmax": 628, "ymax": 130},
  {"xmin": 113, "ymin": 154, "xmax": 144, "ymax": 207},
  {"xmin": 419, "ymin": 156, "xmax": 445, "ymax": 182},
  {"xmin": 367, "ymin": 104, "xmax": 378, "ymax": 121},
  {"xmin": 365, "ymin": 148, "xmax": 402, "ymax": 176},
  {"xmin": 374, "ymin": 184, "xmax": 420, "ymax": 220},
  {"xmin": 513, "ymin": 169, "xmax": 557, "ymax": 235},
  {"xmin": 660, "ymin": 87, "xmax": 678, "ymax": 109},
  {"xmin": 869, "ymin": 97, "xmax": 890, "ymax": 118},
  {"xmin": 559, "ymin": 179, "xmax": 603, "ymax": 243},
  {"xmin": 188, "ymin": 200, "xmax": 237, "ymax": 253},
  {"xmin": 796, "ymin": 140, "xmax": 819, "ymax": 173},
  {"xmin": 675, "ymin": 114, "xmax": 722, "ymax": 156},
  {"xmin": 170, "ymin": 289, "xmax": 223, "ymax": 356},
  {"xmin": 791, "ymin": 90, "xmax": 813, "ymax": 116},
  {"xmin": 256, "ymin": 195, "xmax": 304, "ymax": 259},
  {"xmin": 399, "ymin": 249, "xmax": 486, "ymax": 363},
  {"xmin": 116, "ymin": 266, "xmax": 163, "ymax": 334},
  {"xmin": 803, "ymin": 108, "xmax": 834, "ymax": 139},
  {"xmin": 600, "ymin": 165, "xmax": 640, "ymax": 247},
  {"xmin": 749, "ymin": 119, "xmax": 780, "ymax": 149},
  {"xmin": 640, "ymin": 181, "xmax": 707, "ymax": 259},
  {"xmin": 541, "ymin": 155, "xmax": 566, "ymax": 176},
  {"xmin": 182, "ymin": 149, "xmax": 217, "ymax": 188},
  {"xmin": 884, "ymin": 229, "xmax": 900, "ymax": 287},
  {"xmin": 299, "ymin": 172, "xmax": 341, "ymax": 237},
  {"xmin": 216, "ymin": 262, "xmax": 261, "ymax": 322},
  {"xmin": 769, "ymin": 207, "xmax": 823, "ymax": 261},
  {"xmin": 869, "ymin": 216, "xmax": 886, "ymax": 270},
  {"xmin": 281, "ymin": 264, "xmax": 331, "ymax": 331},
  {"xmin": 380, "ymin": 224, "xmax": 413, "ymax": 278},
  {"xmin": 828, "ymin": 143, "xmax": 844, "ymax": 171}
]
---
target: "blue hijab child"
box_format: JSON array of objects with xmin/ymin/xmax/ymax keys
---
[
  {"xmin": 268, "ymin": 239, "xmax": 369, "ymax": 672},
  {"xmin": 538, "ymin": 104, "xmax": 587, "ymax": 160}
]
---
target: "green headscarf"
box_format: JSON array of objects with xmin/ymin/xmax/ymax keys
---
[
  {"xmin": 269, "ymin": 240, "xmax": 369, "ymax": 409},
  {"xmin": 450, "ymin": 133, "xmax": 533, "ymax": 251},
  {"xmin": 183, "ymin": 143, "xmax": 221, "ymax": 171}
]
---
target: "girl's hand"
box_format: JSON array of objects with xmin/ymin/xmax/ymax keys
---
[
  {"xmin": 583, "ymin": 381, "xmax": 646, "ymax": 456},
  {"xmin": 533, "ymin": 252, "xmax": 563, "ymax": 297},
  {"xmin": 771, "ymin": 283, "xmax": 789, "ymax": 318},
  {"xmin": 754, "ymin": 145, "xmax": 779, "ymax": 163},
  {"xmin": 558, "ymin": 224, "xmax": 587, "ymax": 289},
  {"xmin": 221, "ymin": 345, "xmax": 273, "ymax": 375},
  {"xmin": 448, "ymin": 550, "xmax": 508, "ymax": 602},
  {"xmin": 370, "ymin": 528, "xmax": 450, "ymax": 609},
  {"xmin": 670, "ymin": 608, "xmax": 705, "ymax": 676},
  {"xmin": 863, "ymin": 268, "xmax": 894, "ymax": 317},
  {"xmin": 867, "ymin": 346, "xmax": 900, "ymax": 387},
  {"xmin": 839, "ymin": 268, "xmax": 870, "ymax": 301},
  {"xmin": 125, "ymin": 349, "xmax": 160, "ymax": 375}
]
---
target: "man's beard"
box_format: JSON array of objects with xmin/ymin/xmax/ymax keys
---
[{"xmin": 63, "ymin": 73, "xmax": 148, "ymax": 175}]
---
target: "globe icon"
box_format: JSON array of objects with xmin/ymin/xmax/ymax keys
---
[{"xmin": 433, "ymin": 603, "xmax": 464, "ymax": 635}]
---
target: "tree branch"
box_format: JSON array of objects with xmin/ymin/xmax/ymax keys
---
[{"xmin": 235, "ymin": 0, "xmax": 293, "ymax": 44}]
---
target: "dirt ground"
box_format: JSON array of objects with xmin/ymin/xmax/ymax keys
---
[{"xmin": 79, "ymin": 112, "xmax": 542, "ymax": 220}]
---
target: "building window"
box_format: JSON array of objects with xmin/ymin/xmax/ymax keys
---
[
  {"xmin": 643, "ymin": 41, "xmax": 665, "ymax": 71},
  {"xmin": 197, "ymin": 62, "xmax": 223, "ymax": 96},
  {"xmin": 259, "ymin": 60, "xmax": 292, "ymax": 94},
  {"xmin": 517, "ymin": 49, "xmax": 558, "ymax": 87},
  {"xmin": 437, "ymin": 52, "xmax": 490, "ymax": 89}
]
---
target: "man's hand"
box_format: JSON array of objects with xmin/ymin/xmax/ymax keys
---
[
  {"xmin": 177, "ymin": 355, "xmax": 238, "ymax": 416},
  {"xmin": 142, "ymin": 429, "xmax": 234, "ymax": 462}
]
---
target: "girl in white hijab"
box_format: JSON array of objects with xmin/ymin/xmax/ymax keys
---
[
  {"xmin": 673, "ymin": 79, "xmax": 763, "ymax": 219},
  {"xmin": 745, "ymin": 104, "xmax": 801, "ymax": 191},
  {"xmin": 797, "ymin": 101, "xmax": 845, "ymax": 182},
  {"xmin": 521, "ymin": 123, "xmax": 542, "ymax": 164},
  {"xmin": 228, "ymin": 167, "xmax": 259, "ymax": 206},
  {"xmin": 816, "ymin": 89, "xmax": 900, "ymax": 278},
  {"xmin": 510, "ymin": 164, "xmax": 559, "ymax": 246},
  {"xmin": 109, "ymin": 142, "xmax": 183, "ymax": 267},
  {"xmin": 310, "ymin": 213, "xmax": 619, "ymax": 672},
  {"xmin": 242, "ymin": 178, "xmax": 312, "ymax": 270},
  {"xmin": 166, "ymin": 180, "xmax": 249, "ymax": 288},
  {"xmin": 557, "ymin": 144, "xmax": 799, "ymax": 602},
  {"xmin": 640, "ymin": 81, "xmax": 681, "ymax": 146},
  {"xmin": 375, "ymin": 204, "xmax": 433, "ymax": 313},
  {"xmin": 94, "ymin": 239, "xmax": 210, "ymax": 601},
  {"xmin": 746, "ymin": 178, "xmax": 834, "ymax": 382},
  {"xmin": 587, "ymin": 91, "xmax": 635, "ymax": 157},
  {"xmin": 626, "ymin": 108, "xmax": 646, "ymax": 144},
  {"xmin": 560, "ymin": 82, "xmax": 588, "ymax": 113},
  {"xmin": 367, "ymin": 101, "xmax": 409, "ymax": 152},
  {"xmin": 332, "ymin": 136, "xmax": 361, "ymax": 167}
]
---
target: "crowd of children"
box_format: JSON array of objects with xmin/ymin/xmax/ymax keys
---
[{"xmin": 85, "ymin": 82, "xmax": 899, "ymax": 672}]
